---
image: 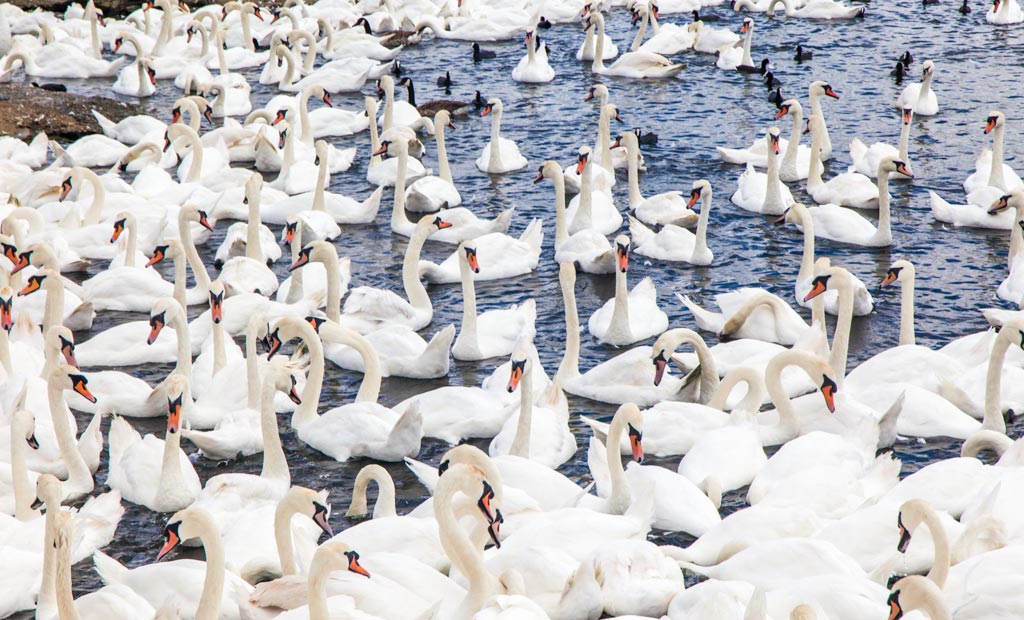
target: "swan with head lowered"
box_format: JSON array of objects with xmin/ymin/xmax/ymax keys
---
[
  {"xmin": 536, "ymin": 160, "xmax": 616, "ymax": 274},
  {"xmin": 587, "ymin": 235, "xmax": 669, "ymax": 346},
  {"xmin": 585, "ymin": 12, "xmax": 684, "ymax": 78},
  {"xmin": 405, "ymin": 110, "xmax": 462, "ymax": 212},
  {"xmin": 630, "ymin": 179, "xmax": 713, "ymax": 265}
]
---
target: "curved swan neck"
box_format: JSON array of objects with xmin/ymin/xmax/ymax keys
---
[
  {"xmin": 741, "ymin": 22, "xmax": 753, "ymax": 66},
  {"xmin": 10, "ymin": 416, "xmax": 34, "ymax": 521},
  {"xmin": 630, "ymin": 8, "xmax": 648, "ymax": 51},
  {"xmin": 402, "ymin": 224, "xmax": 433, "ymax": 313},
  {"xmin": 782, "ymin": 104, "xmax": 803, "ymax": 169},
  {"xmin": 793, "ymin": 206, "xmax": 815, "ymax": 283},
  {"xmin": 320, "ymin": 322, "xmax": 382, "ymax": 403},
  {"xmin": 708, "ymin": 366, "xmax": 765, "ymax": 418},
  {"xmin": 349, "ymin": 465, "xmax": 397, "ymax": 518},
  {"xmin": 80, "ymin": 169, "xmax": 106, "ymax": 226},
  {"xmin": 695, "ymin": 188, "xmax": 712, "ymax": 257},
  {"xmin": 592, "ymin": 14, "xmax": 606, "ymax": 70},
  {"xmin": 765, "ymin": 353, "xmax": 809, "ymax": 434},
  {"xmin": 47, "ymin": 375, "xmax": 92, "ymax": 493},
  {"xmin": 123, "ymin": 215, "xmax": 138, "ymax": 268},
  {"xmin": 390, "ymin": 142, "xmax": 411, "ymax": 229},
  {"xmin": 192, "ymin": 514, "xmax": 227, "ymax": 620},
  {"xmin": 259, "ymin": 371, "xmax": 289, "ymax": 485},
  {"xmin": 317, "ymin": 249, "xmax": 341, "ymax": 323},
  {"xmin": 898, "ymin": 114, "xmax": 911, "ymax": 163},
  {"xmin": 312, "ymin": 148, "xmax": 328, "ymax": 212},
  {"xmin": 556, "ymin": 266, "xmax": 580, "ymax": 381},
  {"xmin": 509, "ymin": 358, "xmax": 534, "ymax": 458},
  {"xmin": 918, "ymin": 506, "xmax": 950, "ymax": 588},
  {"xmin": 983, "ymin": 329, "xmax": 1012, "ymax": 434},
  {"xmin": 826, "ymin": 272, "xmax": 854, "ymax": 382},
  {"xmin": 170, "ymin": 304, "xmax": 192, "ymax": 377},
  {"xmin": 807, "ymin": 124, "xmax": 824, "ymax": 187},
  {"xmin": 597, "ymin": 106, "xmax": 614, "ymax": 173},
  {"xmin": 291, "ymin": 322, "xmax": 325, "ymax": 428},
  {"xmin": 179, "ymin": 210, "xmax": 212, "ymax": 292},
  {"xmin": 436, "ymin": 117, "xmax": 453, "ymax": 184}
]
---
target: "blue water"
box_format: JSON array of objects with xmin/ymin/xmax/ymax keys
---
[{"xmin": 12, "ymin": 0, "xmax": 1024, "ymax": 605}]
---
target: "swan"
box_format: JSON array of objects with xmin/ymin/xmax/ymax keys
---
[
  {"xmin": 779, "ymin": 203, "xmax": 875, "ymax": 315},
  {"xmin": 13, "ymin": 261, "xmax": 95, "ymax": 332},
  {"xmin": 80, "ymin": 213, "xmax": 176, "ymax": 312},
  {"xmin": 618, "ymin": 130, "xmax": 694, "ymax": 227},
  {"xmin": 583, "ymin": 403, "xmax": 721, "ymax": 535},
  {"xmin": 805, "ymin": 114, "xmax": 881, "ymax": 208},
  {"xmin": 512, "ymin": 31, "xmax": 554, "ymax": 83},
  {"xmin": 731, "ymin": 127, "xmax": 795, "ymax": 215},
  {"xmin": 112, "ymin": 55, "xmax": 157, "ymax": 97},
  {"xmin": 630, "ymin": 178, "xmax": 713, "ymax": 265},
  {"xmin": 631, "ymin": 4, "xmax": 695, "ymax": 55},
  {"xmin": 93, "ymin": 506, "xmax": 274, "ymax": 620},
  {"xmin": 586, "ymin": 12, "xmax": 683, "ymax": 78},
  {"xmin": 489, "ymin": 339, "xmax": 576, "ymax": 468},
  {"xmin": 2, "ymin": 47, "xmax": 124, "ymax": 79},
  {"xmin": 475, "ymin": 98, "xmax": 528, "ymax": 173},
  {"xmin": 587, "ymin": 235, "xmax": 669, "ymax": 346},
  {"xmin": 376, "ymin": 74, "xmax": 423, "ymax": 131},
  {"xmin": 802, "ymin": 153, "xmax": 912, "ymax": 247},
  {"xmin": 364, "ymin": 96, "xmax": 429, "ymax": 187},
  {"xmin": 896, "ymin": 60, "xmax": 938, "ymax": 116},
  {"xmin": 690, "ymin": 19, "xmax": 741, "ymax": 54},
  {"xmin": 775, "ymin": 99, "xmax": 821, "ymax": 181},
  {"xmin": 343, "ymin": 214, "xmax": 447, "ymax": 332},
  {"xmin": 850, "ymin": 106, "xmax": 915, "ymax": 179},
  {"xmin": 405, "ymin": 110, "xmax": 462, "ymax": 212},
  {"xmin": 93, "ymin": 108, "xmax": 167, "ymax": 146},
  {"xmin": 996, "ymin": 197, "xmax": 1024, "ymax": 305},
  {"xmin": 577, "ymin": 6, "xmax": 618, "ymax": 60},
  {"xmin": 964, "ymin": 110, "xmax": 1023, "ymax": 195},
  {"xmin": 450, "ymin": 241, "xmax": 537, "ymax": 361},
  {"xmin": 766, "ymin": 0, "xmax": 866, "ymax": 18},
  {"xmin": 987, "ymin": 0, "xmax": 1024, "ymax": 23},
  {"xmin": 536, "ymin": 160, "xmax": 615, "ymax": 274},
  {"xmin": 419, "ymin": 219, "xmax": 543, "ymax": 284},
  {"xmin": 715, "ymin": 17, "xmax": 754, "ymax": 70},
  {"xmin": 270, "ymin": 316, "xmax": 423, "ymax": 462},
  {"xmin": 218, "ymin": 173, "xmax": 280, "ymax": 296}
]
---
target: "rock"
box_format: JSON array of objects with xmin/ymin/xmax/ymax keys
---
[{"xmin": 0, "ymin": 83, "xmax": 151, "ymax": 141}]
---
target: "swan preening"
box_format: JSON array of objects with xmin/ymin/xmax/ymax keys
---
[{"xmin": 4, "ymin": 0, "xmax": 1024, "ymax": 619}]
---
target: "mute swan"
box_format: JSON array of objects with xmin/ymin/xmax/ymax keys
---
[
  {"xmin": 805, "ymin": 115, "xmax": 881, "ymax": 208},
  {"xmin": 779, "ymin": 204, "xmax": 875, "ymax": 315},
  {"xmin": 405, "ymin": 110, "xmax": 462, "ymax": 212},
  {"xmin": 586, "ymin": 12, "xmax": 684, "ymax": 78},
  {"xmin": 715, "ymin": 17, "xmax": 755, "ymax": 70},
  {"xmin": 618, "ymin": 130, "xmax": 694, "ymax": 227},
  {"xmin": 691, "ymin": 20, "xmax": 741, "ymax": 54},
  {"xmin": 377, "ymin": 75, "xmax": 422, "ymax": 131},
  {"xmin": 850, "ymin": 107, "xmax": 915, "ymax": 179},
  {"xmin": 420, "ymin": 219, "xmax": 542, "ymax": 285},
  {"xmin": 565, "ymin": 148, "xmax": 622, "ymax": 236},
  {"xmin": 802, "ymin": 152, "xmax": 912, "ymax": 247},
  {"xmin": 766, "ymin": 0, "xmax": 866, "ymax": 19},
  {"xmin": 105, "ymin": 375, "xmax": 201, "ymax": 512},
  {"xmin": 630, "ymin": 178, "xmax": 713, "ymax": 265},
  {"xmin": 964, "ymin": 110, "xmax": 1023, "ymax": 195},
  {"xmin": 112, "ymin": 55, "xmax": 157, "ymax": 97},
  {"xmin": 2, "ymin": 47, "xmax": 125, "ymax": 78},
  {"xmin": 536, "ymin": 160, "xmax": 616, "ymax": 274},
  {"xmin": 587, "ymin": 235, "xmax": 669, "ymax": 346},
  {"xmin": 896, "ymin": 60, "xmax": 938, "ymax": 116},
  {"xmin": 489, "ymin": 339, "xmax": 576, "ymax": 468},
  {"xmin": 450, "ymin": 242, "xmax": 537, "ymax": 361},
  {"xmin": 218, "ymin": 173, "xmax": 280, "ymax": 296},
  {"xmin": 583, "ymin": 403, "xmax": 722, "ymax": 535},
  {"xmin": 775, "ymin": 99, "xmax": 821, "ymax": 181},
  {"xmin": 731, "ymin": 127, "xmax": 795, "ymax": 215},
  {"xmin": 475, "ymin": 98, "xmax": 528, "ymax": 173},
  {"xmin": 270, "ymin": 317, "xmax": 423, "ymax": 462},
  {"xmin": 631, "ymin": 4, "xmax": 695, "ymax": 55},
  {"xmin": 512, "ymin": 31, "xmax": 554, "ymax": 83},
  {"xmin": 987, "ymin": 0, "xmax": 1024, "ymax": 24},
  {"xmin": 577, "ymin": 5, "xmax": 618, "ymax": 60},
  {"xmin": 343, "ymin": 215, "xmax": 447, "ymax": 332}
]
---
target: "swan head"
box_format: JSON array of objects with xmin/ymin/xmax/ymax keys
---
[
  {"xmin": 162, "ymin": 374, "xmax": 188, "ymax": 436},
  {"xmin": 985, "ymin": 110, "xmax": 1005, "ymax": 134},
  {"xmin": 158, "ymin": 507, "xmax": 218, "ymax": 561},
  {"xmin": 0, "ymin": 286, "xmax": 12, "ymax": 332},
  {"xmin": 208, "ymin": 281, "xmax": 225, "ymax": 324},
  {"xmin": 506, "ymin": 339, "xmax": 533, "ymax": 393},
  {"xmin": 989, "ymin": 189, "xmax": 1024, "ymax": 215},
  {"xmin": 435, "ymin": 109, "xmax": 454, "ymax": 130},
  {"xmin": 775, "ymin": 99, "xmax": 800, "ymax": 120},
  {"xmin": 585, "ymin": 83, "xmax": 609, "ymax": 103},
  {"xmin": 901, "ymin": 106, "xmax": 913, "ymax": 125},
  {"xmin": 879, "ymin": 156, "xmax": 913, "ymax": 179},
  {"xmin": 766, "ymin": 126, "xmax": 781, "ymax": 154},
  {"xmin": 45, "ymin": 325, "xmax": 78, "ymax": 368},
  {"xmin": 375, "ymin": 74, "xmax": 394, "ymax": 99},
  {"xmin": 688, "ymin": 179, "xmax": 712, "ymax": 208},
  {"xmin": 315, "ymin": 539, "xmax": 373, "ymax": 578},
  {"xmin": 34, "ymin": 474, "xmax": 63, "ymax": 510},
  {"xmin": 803, "ymin": 114, "xmax": 824, "ymax": 136},
  {"xmin": 52, "ymin": 364, "xmax": 96, "ymax": 404},
  {"xmin": 618, "ymin": 403, "xmax": 644, "ymax": 462},
  {"xmin": 881, "ymin": 259, "xmax": 914, "ymax": 288},
  {"xmin": 111, "ymin": 215, "xmax": 129, "ymax": 244},
  {"xmin": 575, "ymin": 147, "xmax": 593, "ymax": 174},
  {"xmin": 12, "ymin": 408, "xmax": 36, "ymax": 451},
  {"xmin": 921, "ymin": 59, "xmax": 934, "ymax": 77},
  {"xmin": 146, "ymin": 239, "xmax": 184, "ymax": 267},
  {"xmin": 651, "ymin": 329, "xmax": 698, "ymax": 386},
  {"xmin": 460, "ymin": 241, "xmax": 479, "ymax": 274},
  {"xmin": 614, "ymin": 234, "xmax": 630, "ymax": 273},
  {"xmin": 809, "ymin": 80, "xmax": 840, "ymax": 100},
  {"xmin": 148, "ymin": 298, "xmax": 184, "ymax": 345},
  {"xmin": 481, "ymin": 97, "xmax": 503, "ymax": 117},
  {"xmin": 535, "ymin": 160, "xmax": 561, "ymax": 184},
  {"xmin": 17, "ymin": 269, "xmax": 56, "ymax": 298}
]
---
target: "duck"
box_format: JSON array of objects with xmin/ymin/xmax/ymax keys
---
[
  {"xmin": 587, "ymin": 235, "xmax": 669, "ymax": 346},
  {"xmin": 795, "ymin": 44, "xmax": 813, "ymax": 60},
  {"xmin": 475, "ymin": 98, "xmax": 529, "ymax": 173},
  {"xmin": 896, "ymin": 59, "xmax": 938, "ymax": 116},
  {"xmin": 629, "ymin": 179, "xmax": 714, "ymax": 265},
  {"xmin": 731, "ymin": 127, "xmax": 795, "ymax": 215}
]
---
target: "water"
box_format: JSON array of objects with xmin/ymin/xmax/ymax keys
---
[{"xmin": 12, "ymin": 0, "xmax": 1024, "ymax": 606}]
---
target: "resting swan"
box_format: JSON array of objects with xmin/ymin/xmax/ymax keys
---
[
  {"xmin": 806, "ymin": 114, "xmax": 882, "ymax": 209},
  {"xmin": 630, "ymin": 179, "xmax": 713, "ymax": 265},
  {"xmin": 587, "ymin": 235, "xmax": 669, "ymax": 346},
  {"xmin": 536, "ymin": 160, "xmax": 616, "ymax": 274},
  {"xmin": 850, "ymin": 107, "xmax": 915, "ymax": 180},
  {"xmin": 731, "ymin": 127, "xmax": 794, "ymax": 215},
  {"xmin": 766, "ymin": 0, "xmax": 866, "ymax": 19},
  {"xmin": 585, "ymin": 12, "xmax": 684, "ymax": 78},
  {"xmin": 511, "ymin": 31, "xmax": 555, "ymax": 83},
  {"xmin": 896, "ymin": 60, "xmax": 938, "ymax": 116},
  {"xmin": 475, "ymin": 98, "xmax": 528, "ymax": 173}
]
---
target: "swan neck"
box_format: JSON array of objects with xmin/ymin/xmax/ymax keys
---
[
  {"xmin": 245, "ymin": 326, "xmax": 260, "ymax": 409},
  {"xmin": 509, "ymin": 361, "xmax": 533, "ymax": 458},
  {"xmin": 274, "ymin": 499, "xmax": 300, "ymax": 576},
  {"xmin": 459, "ymin": 250, "xmax": 478, "ymax": 349},
  {"xmin": 172, "ymin": 307, "xmax": 192, "ymax": 378},
  {"xmin": 195, "ymin": 519, "xmax": 227, "ymax": 620},
  {"xmin": 124, "ymin": 216, "xmax": 138, "ymax": 268},
  {"xmin": 172, "ymin": 246, "xmax": 187, "ymax": 309},
  {"xmin": 875, "ymin": 171, "xmax": 893, "ymax": 244},
  {"xmin": 630, "ymin": 9, "xmax": 648, "ymax": 51},
  {"xmin": 898, "ymin": 115, "xmax": 911, "ymax": 163},
  {"xmin": 298, "ymin": 89, "xmax": 314, "ymax": 145},
  {"xmin": 321, "ymin": 251, "xmax": 341, "ymax": 322},
  {"xmin": 47, "ymin": 377, "xmax": 92, "ymax": 492},
  {"xmin": 609, "ymin": 263, "xmax": 630, "ymax": 338},
  {"xmin": 402, "ymin": 225, "xmax": 432, "ymax": 314},
  {"xmin": 179, "ymin": 211, "xmax": 212, "ymax": 292},
  {"xmin": 333, "ymin": 324, "xmax": 382, "ymax": 403},
  {"xmin": 436, "ymin": 119, "xmax": 453, "ymax": 183},
  {"xmin": 556, "ymin": 271, "xmax": 581, "ymax": 381},
  {"xmin": 552, "ymin": 172, "xmax": 568, "ymax": 247},
  {"xmin": 626, "ymin": 140, "xmax": 643, "ymax": 207},
  {"xmin": 293, "ymin": 327, "xmax": 325, "ymax": 428},
  {"xmin": 313, "ymin": 150, "xmax": 327, "ymax": 211},
  {"xmin": 606, "ymin": 410, "xmax": 632, "ymax": 511},
  {"xmin": 990, "ymin": 123, "xmax": 1006, "ymax": 190},
  {"xmin": 983, "ymin": 331, "xmax": 1010, "ymax": 434},
  {"xmin": 212, "ymin": 315, "xmax": 226, "ymax": 375},
  {"xmin": 10, "ymin": 419, "xmax": 33, "ymax": 521},
  {"xmin": 592, "ymin": 16, "xmax": 605, "ymax": 70},
  {"xmin": 899, "ymin": 275, "xmax": 916, "ymax": 346},
  {"xmin": 696, "ymin": 191, "xmax": 712, "ymax": 256},
  {"xmin": 807, "ymin": 125, "xmax": 824, "ymax": 187},
  {"xmin": 783, "ymin": 106, "xmax": 802, "ymax": 167},
  {"xmin": 828, "ymin": 275, "xmax": 854, "ymax": 382},
  {"xmin": 54, "ymin": 522, "xmax": 79, "ymax": 620},
  {"xmin": 246, "ymin": 189, "xmax": 264, "ymax": 263},
  {"xmin": 42, "ymin": 278, "xmax": 64, "ymax": 336},
  {"xmin": 390, "ymin": 146, "xmax": 411, "ymax": 230},
  {"xmin": 741, "ymin": 23, "xmax": 753, "ymax": 66},
  {"xmin": 920, "ymin": 507, "xmax": 950, "ymax": 588},
  {"xmin": 764, "ymin": 136, "xmax": 783, "ymax": 210},
  {"xmin": 797, "ymin": 209, "xmax": 815, "ymax": 283},
  {"xmin": 83, "ymin": 170, "xmax": 105, "ymax": 226},
  {"xmin": 259, "ymin": 372, "xmax": 290, "ymax": 485},
  {"xmin": 488, "ymin": 105, "xmax": 503, "ymax": 171},
  {"xmin": 765, "ymin": 355, "xmax": 800, "ymax": 434}
]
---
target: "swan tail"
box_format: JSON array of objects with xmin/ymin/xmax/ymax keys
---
[
  {"xmin": 579, "ymin": 415, "xmax": 611, "ymax": 446},
  {"xmin": 385, "ymin": 401, "xmax": 423, "ymax": 460},
  {"xmin": 623, "ymin": 475, "xmax": 657, "ymax": 529},
  {"xmin": 743, "ymin": 588, "xmax": 769, "ymax": 620},
  {"xmin": 937, "ymin": 379, "xmax": 983, "ymax": 419},
  {"xmin": 586, "ymin": 435, "xmax": 613, "ymax": 498},
  {"xmin": 420, "ymin": 324, "xmax": 455, "ymax": 373},
  {"xmin": 92, "ymin": 550, "xmax": 129, "ymax": 585},
  {"xmin": 359, "ymin": 186, "xmax": 384, "ymax": 221},
  {"xmin": 518, "ymin": 217, "xmax": 543, "ymax": 252},
  {"xmin": 493, "ymin": 207, "xmax": 516, "ymax": 234},
  {"xmin": 180, "ymin": 428, "xmax": 237, "ymax": 461},
  {"xmin": 676, "ymin": 292, "xmax": 725, "ymax": 334},
  {"xmin": 49, "ymin": 139, "xmax": 75, "ymax": 167},
  {"xmin": 27, "ymin": 131, "xmax": 48, "ymax": 159},
  {"xmin": 103, "ymin": 56, "xmax": 127, "ymax": 76},
  {"xmin": 627, "ymin": 215, "xmax": 655, "ymax": 246},
  {"xmin": 517, "ymin": 298, "xmax": 537, "ymax": 341},
  {"xmin": 876, "ymin": 391, "xmax": 905, "ymax": 451},
  {"xmin": 107, "ymin": 415, "xmax": 141, "ymax": 467},
  {"xmin": 855, "ymin": 451, "xmax": 902, "ymax": 502},
  {"xmin": 92, "ymin": 110, "xmax": 118, "ymax": 138},
  {"xmin": 927, "ymin": 190, "xmax": 956, "ymax": 222},
  {"xmin": 403, "ymin": 456, "xmax": 440, "ymax": 494}
]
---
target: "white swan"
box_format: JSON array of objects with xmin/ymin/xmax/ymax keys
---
[
  {"xmin": 896, "ymin": 60, "xmax": 938, "ymax": 116},
  {"xmin": 112, "ymin": 55, "xmax": 157, "ymax": 97},
  {"xmin": 618, "ymin": 130, "xmax": 694, "ymax": 227},
  {"xmin": 988, "ymin": 0, "xmax": 1024, "ymax": 21},
  {"xmin": 731, "ymin": 127, "xmax": 795, "ymax": 215},
  {"xmin": 536, "ymin": 160, "xmax": 615, "ymax": 274},
  {"xmin": 587, "ymin": 235, "xmax": 669, "ymax": 346},
  {"xmin": 766, "ymin": 0, "xmax": 866, "ymax": 19},
  {"xmin": 850, "ymin": 106, "xmax": 914, "ymax": 179},
  {"xmin": 715, "ymin": 17, "xmax": 754, "ymax": 70},
  {"xmin": 630, "ymin": 178, "xmax": 713, "ymax": 265},
  {"xmin": 218, "ymin": 172, "xmax": 280, "ymax": 296},
  {"xmin": 964, "ymin": 110, "xmax": 1023, "ymax": 195},
  {"xmin": 805, "ymin": 114, "xmax": 880, "ymax": 208},
  {"xmin": 405, "ymin": 110, "xmax": 462, "ymax": 212},
  {"xmin": 775, "ymin": 99, "xmax": 821, "ymax": 182},
  {"xmin": 475, "ymin": 98, "xmax": 528, "ymax": 173},
  {"xmin": 586, "ymin": 12, "xmax": 683, "ymax": 78},
  {"xmin": 512, "ymin": 31, "xmax": 554, "ymax": 83}
]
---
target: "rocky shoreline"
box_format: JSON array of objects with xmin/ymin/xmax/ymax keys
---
[{"xmin": 0, "ymin": 83, "xmax": 150, "ymax": 141}]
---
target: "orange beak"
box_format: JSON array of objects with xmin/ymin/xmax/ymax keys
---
[
  {"xmin": 111, "ymin": 219, "xmax": 126, "ymax": 243},
  {"xmin": 902, "ymin": 108, "xmax": 912, "ymax": 124},
  {"xmin": 157, "ymin": 523, "xmax": 181, "ymax": 561},
  {"xmin": 58, "ymin": 179, "xmax": 73, "ymax": 201},
  {"xmin": 18, "ymin": 277, "xmax": 41, "ymax": 297},
  {"xmin": 372, "ymin": 143, "xmax": 388, "ymax": 156},
  {"xmin": 616, "ymin": 243, "xmax": 629, "ymax": 272},
  {"xmin": 60, "ymin": 336, "xmax": 78, "ymax": 368},
  {"xmin": 820, "ymin": 376, "xmax": 837, "ymax": 413},
  {"xmin": 775, "ymin": 105, "xmax": 789, "ymax": 120},
  {"xmin": 71, "ymin": 374, "xmax": 96, "ymax": 403},
  {"xmin": 210, "ymin": 294, "xmax": 223, "ymax": 324},
  {"xmin": 478, "ymin": 481, "xmax": 497, "ymax": 522},
  {"xmin": 146, "ymin": 246, "xmax": 166, "ymax": 267},
  {"xmin": 113, "ymin": 37, "xmax": 123, "ymax": 52},
  {"xmin": 198, "ymin": 211, "xmax": 213, "ymax": 231},
  {"xmin": 289, "ymin": 247, "xmax": 311, "ymax": 271},
  {"xmin": 147, "ymin": 313, "xmax": 165, "ymax": 345},
  {"xmin": 989, "ymin": 195, "xmax": 1011, "ymax": 215},
  {"xmin": 345, "ymin": 551, "xmax": 371, "ymax": 577},
  {"xmin": 506, "ymin": 360, "xmax": 524, "ymax": 393},
  {"xmin": 575, "ymin": 153, "xmax": 588, "ymax": 175},
  {"xmin": 322, "ymin": 93, "xmax": 333, "ymax": 107},
  {"xmin": 466, "ymin": 248, "xmax": 479, "ymax": 273},
  {"xmin": 824, "ymin": 86, "xmax": 839, "ymax": 99},
  {"xmin": 740, "ymin": 21, "xmax": 749, "ymax": 33},
  {"xmin": 628, "ymin": 424, "xmax": 644, "ymax": 463},
  {"xmin": 10, "ymin": 251, "xmax": 30, "ymax": 275},
  {"xmin": 167, "ymin": 396, "xmax": 182, "ymax": 434},
  {"xmin": 985, "ymin": 117, "xmax": 997, "ymax": 134},
  {"xmin": 481, "ymin": 105, "xmax": 492, "ymax": 117},
  {"xmin": 283, "ymin": 223, "xmax": 296, "ymax": 244},
  {"xmin": 881, "ymin": 270, "xmax": 898, "ymax": 287},
  {"xmin": 434, "ymin": 217, "xmax": 452, "ymax": 229},
  {"xmin": 803, "ymin": 276, "xmax": 829, "ymax": 302},
  {"xmin": 652, "ymin": 352, "xmax": 667, "ymax": 386},
  {"xmin": 687, "ymin": 188, "xmax": 700, "ymax": 208},
  {"xmin": 770, "ymin": 134, "xmax": 780, "ymax": 155}
]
